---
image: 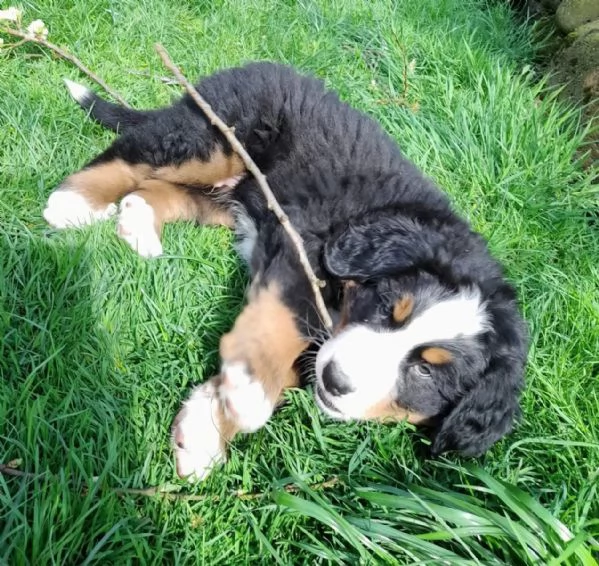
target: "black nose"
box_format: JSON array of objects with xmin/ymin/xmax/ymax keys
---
[{"xmin": 321, "ymin": 361, "xmax": 354, "ymax": 396}]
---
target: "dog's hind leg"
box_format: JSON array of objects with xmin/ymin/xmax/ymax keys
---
[
  {"xmin": 43, "ymin": 94, "xmax": 246, "ymax": 233},
  {"xmin": 116, "ymin": 179, "xmax": 234, "ymax": 258},
  {"xmin": 43, "ymin": 140, "xmax": 245, "ymax": 231},
  {"xmin": 43, "ymin": 154, "xmax": 153, "ymax": 229}
]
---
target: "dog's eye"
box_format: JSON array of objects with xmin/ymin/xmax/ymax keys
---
[{"xmin": 414, "ymin": 363, "xmax": 431, "ymax": 377}]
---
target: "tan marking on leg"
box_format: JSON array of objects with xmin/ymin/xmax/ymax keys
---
[
  {"xmin": 363, "ymin": 396, "xmax": 429, "ymax": 424},
  {"xmin": 421, "ymin": 347, "xmax": 453, "ymax": 365},
  {"xmin": 154, "ymin": 149, "xmax": 245, "ymax": 187},
  {"xmin": 131, "ymin": 179, "xmax": 234, "ymax": 234},
  {"xmin": 219, "ymin": 283, "xmax": 308, "ymax": 404},
  {"xmin": 63, "ymin": 159, "xmax": 152, "ymax": 209},
  {"xmin": 393, "ymin": 294, "xmax": 414, "ymax": 323},
  {"xmin": 172, "ymin": 286, "xmax": 306, "ymax": 478}
]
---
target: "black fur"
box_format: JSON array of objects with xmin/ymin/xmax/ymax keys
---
[
  {"xmin": 73, "ymin": 85, "xmax": 152, "ymax": 132},
  {"xmin": 71, "ymin": 62, "xmax": 528, "ymax": 457}
]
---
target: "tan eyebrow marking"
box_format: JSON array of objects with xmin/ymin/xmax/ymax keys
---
[
  {"xmin": 393, "ymin": 294, "xmax": 414, "ymax": 323},
  {"xmin": 421, "ymin": 347, "xmax": 453, "ymax": 365}
]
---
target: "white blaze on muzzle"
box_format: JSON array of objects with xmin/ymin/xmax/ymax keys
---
[{"xmin": 314, "ymin": 288, "xmax": 489, "ymax": 419}]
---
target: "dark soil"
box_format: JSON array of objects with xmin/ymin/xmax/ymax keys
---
[{"xmin": 510, "ymin": 0, "xmax": 598, "ymax": 170}]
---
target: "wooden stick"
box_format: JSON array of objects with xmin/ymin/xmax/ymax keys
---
[
  {"xmin": 1, "ymin": 462, "xmax": 340, "ymax": 502},
  {"xmin": 0, "ymin": 26, "xmax": 130, "ymax": 108},
  {"xmin": 114, "ymin": 476, "xmax": 341, "ymax": 501},
  {"xmin": 154, "ymin": 43, "xmax": 333, "ymax": 330},
  {"xmin": 0, "ymin": 463, "xmax": 37, "ymax": 479}
]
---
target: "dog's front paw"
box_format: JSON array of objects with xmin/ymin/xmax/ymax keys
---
[
  {"xmin": 44, "ymin": 188, "xmax": 117, "ymax": 228},
  {"xmin": 172, "ymin": 382, "xmax": 227, "ymax": 481},
  {"xmin": 117, "ymin": 194, "xmax": 163, "ymax": 258},
  {"xmin": 218, "ymin": 362, "xmax": 274, "ymax": 433}
]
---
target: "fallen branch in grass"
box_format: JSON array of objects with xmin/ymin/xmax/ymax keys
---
[
  {"xmin": 0, "ymin": 462, "xmax": 38, "ymax": 479},
  {"xmin": 0, "ymin": 461, "xmax": 340, "ymax": 502},
  {"xmin": 125, "ymin": 68, "xmax": 180, "ymax": 86},
  {"xmin": 116, "ymin": 476, "xmax": 341, "ymax": 501},
  {"xmin": 154, "ymin": 43, "xmax": 333, "ymax": 330},
  {"xmin": 0, "ymin": 25, "xmax": 130, "ymax": 108}
]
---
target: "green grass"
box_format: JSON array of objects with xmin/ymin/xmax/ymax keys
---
[{"xmin": 1, "ymin": 0, "xmax": 598, "ymax": 563}]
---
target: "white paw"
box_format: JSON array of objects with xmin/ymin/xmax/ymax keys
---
[
  {"xmin": 117, "ymin": 194, "xmax": 163, "ymax": 258},
  {"xmin": 218, "ymin": 362, "xmax": 273, "ymax": 432},
  {"xmin": 43, "ymin": 189, "xmax": 116, "ymax": 228},
  {"xmin": 173, "ymin": 383, "xmax": 226, "ymax": 481}
]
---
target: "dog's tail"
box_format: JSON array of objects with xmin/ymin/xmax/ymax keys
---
[{"xmin": 64, "ymin": 79, "xmax": 149, "ymax": 132}]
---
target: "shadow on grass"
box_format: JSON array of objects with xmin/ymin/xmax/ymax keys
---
[{"xmin": 0, "ymin": 225, "xmax": 184, "ymax": 562}]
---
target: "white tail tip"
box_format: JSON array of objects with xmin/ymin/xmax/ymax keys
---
[{"xmin": 63, "ymin": 78, "xmax": 91, "ymax": 103}]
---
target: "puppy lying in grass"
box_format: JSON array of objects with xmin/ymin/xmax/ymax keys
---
[{"xmin": 44, "ymin": 62, "xmax": 527, "ymax": 480}]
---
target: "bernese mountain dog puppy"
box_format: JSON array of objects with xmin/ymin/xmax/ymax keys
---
[{"xmin": 43, "ymin": 63, "xmax": 527, "ymax": 480}]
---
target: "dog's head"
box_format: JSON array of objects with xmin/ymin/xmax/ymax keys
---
[{"xmin": 315, "ymin": 211, "xmax": 527, "ymax": 457}]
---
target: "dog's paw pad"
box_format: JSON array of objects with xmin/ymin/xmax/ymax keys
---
[
  {"xmin": 218, "ymin": 362, "xmax": 273, "ymax": 432},
  {"xmin": 117, "ymin": 194, "xmax": 163, "ymax": 258},
  {"xmin": 172, "ymin": 383, "xmax": 226, "ymax": 481},
  {"xmin": 43, "ymin": 189, "xmax": 116, "ymax": 228}
]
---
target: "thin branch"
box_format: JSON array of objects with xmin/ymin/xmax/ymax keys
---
[
  {"xmin": 401, "ymin": 44, "xmax": 409, "ymax": 102},
  {"xmin": 0, "ymin": 37, "xmax": 27, "ymax": 49},
  {"xmin": 0, "ymin": 464, "xmax": 38, "ymax": 479},
  {"xmin": 154, "ymin": 43, "xmax": 333, "ymax": 330},
  {"xmin": 114, "ymin": 486, "xmax": 218, "ymax": 501},
  {"xmin": 125, "ymin": 68, "xmax": 179, "ymax": 86},
  {"xmin": 0, "ymin": 26, "xmax": 130, "ymax": 108},
  {"xmin": 1, "ymin": 462, "xmax": 341, "ymax": 503},
  {"xmin": 115, "ymin": 476, "xmax": 341, "ymax": 501}
]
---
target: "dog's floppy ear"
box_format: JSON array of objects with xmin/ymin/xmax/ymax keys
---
[
  {"xmin": 324, "ymin": 214, "xmax": 445, "ymax": 281},
  {"xmin": 431, "ymin": 361, "xmax": 522, "ymax": 457},
  {"xmin": 432, "ymin": 305, "xmax": 527, "ymax": 457}
]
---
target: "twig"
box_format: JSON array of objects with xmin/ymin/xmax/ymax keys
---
[
  {"xmin": 154, "ymin": 43, "xmax": 333, "ymax": 330},
  {"xmin": 389, "ymin": 29, "xmax": 410, "ymax": 102},
  {"xmin": 114, "ymin": 486, "xmax": 218, "ymax": 501},
  {"xmin": 125, "ymin": 68, "xmax": 179, "ymax": 86},
  {"xmin": 401, "ymin": 44, "xmax": 409, "ymax": 103},
  {"xmin": 0, "ymin": 26, "xmax": 130, "ymax": 108},
  {"xmin": 115, "ymin": 476, "xmax": 341, "ymax": 501},
  {"xmin": 1, "ymin": 462, "xmax": 341, "ymax": 503},
  {"xmin": 0, "ymin": 37, "xmax": 27, "ymax": 49},
  {"xmin": 0, "ymin": 464, "xmax": 38, "ymax": 479}
]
